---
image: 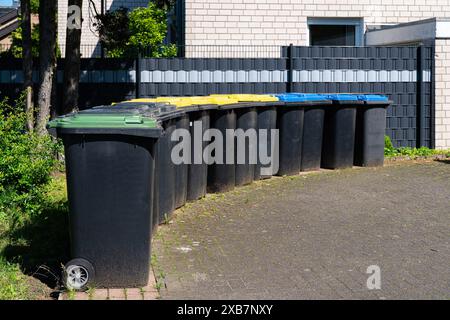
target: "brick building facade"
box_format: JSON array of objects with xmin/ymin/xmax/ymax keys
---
[
  {"xmin": 434, "ymin": 39, "xmax": 450, "ymax": 148},
  {"xmin": 183, "ymin": 0, "xmax": 450, "ymax": 46}
]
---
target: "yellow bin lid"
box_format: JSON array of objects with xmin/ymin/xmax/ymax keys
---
[
  {"xmin": 209, "ymin": 94, "xmax": 278, "ymax": 102},
  {"xmin": 115, "ymin": 96, "xmax": 240, "ymax": 108}
]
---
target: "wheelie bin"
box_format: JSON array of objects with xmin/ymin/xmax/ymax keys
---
[
  {"xmin": 224, "ymin": 102, "xmax": 258, "ymax": 186},
  {"xmin": 254, "ymin": 96, "xmax": 283, "ymax": 180},
  {"xmin": 354, "ymin": 95, "xmax": 391, "ymax": 167},
  {"xmin": 155, "ymin": 111, "xmax": 183, "ymax": 222},
  {"xmin": 274, "ymin": 93, "xmax": 306, "ymax": 176},
  {"xmin": 174, "ymin": 112, "xmax": 189, "ymax": 209},
  {"xmin": 206, "ymin": 97, "xmax": 240, "ymax": 193},
  {"xmin": 168, "ymin": 97, "xmax": 206, "ymax": 208},
  {"xmin": 159, "ymin": 97, "xmax": 233, "ymax": 200},
  {"xmin": 211, "ymin": 94, "xmax": 281, "ymax": 181},
  {"xmin": 298, "ymin": 94, "xmax": 333, "ymax": 172},
  {"xmin": 114, "ymin": 100, "xmax": 183, "ymax": 226},
  {"xmin": 47, "ymin": 105, "xmax": 162, "ymax": 290},
  {"xmin": 178, "ymin": 97, "xmax": 238, "ymax": 198},
  {"xmin": 321, "ymin": 94, "xmax": 363, "ymax": 169},
  {"xmin": 122, "ymin": 97, "xmax": 190, "ymax": 210},
  {"xmin": 185, "ymin": 102, "xmax": 217, "ymax": 201}
]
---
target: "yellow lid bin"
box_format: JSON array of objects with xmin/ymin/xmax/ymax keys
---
[
  {"xmin": 209, "ymin": 94, "xmax": 279, "ymax": 102},
  {"xmin": 120, "ymin": 96, "xmax": 240, "ymax": 108}
]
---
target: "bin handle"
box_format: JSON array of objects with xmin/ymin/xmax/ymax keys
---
[{"xmin": 124, "ymin": 116, "xmax": 144, "ymax": 124}]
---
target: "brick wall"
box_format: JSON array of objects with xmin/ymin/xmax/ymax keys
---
[
  {"xmin": 58, "ymin": 0, "xmax": 149, "ymax": 57},
  {"xmin": 184, "ymin": 0, "xmax": 450, "ymax": 46},
  {"xmin": 434, "ymin": 39, "xmax": 450, "ymax": 149}
]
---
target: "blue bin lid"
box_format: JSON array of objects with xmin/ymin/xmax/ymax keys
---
[
  {"xmin": 357, "ymin": 95, "xmax": 389, "ymax": 102},
  {"xmin": 275, "ymin": 93, "xmax": 329, "ymax": 102},
  {"xmin": 326, "ymin": 94, "xmax": 359, "ymax": 101}
]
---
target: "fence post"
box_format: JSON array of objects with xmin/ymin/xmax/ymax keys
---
[
  {"xmin": 430, "ymin": 45, "xmax": 436, "ymax": 149},
  {"xmin": 287, "ymin": 43, "xmax": 294, "ymax": 93},
  {"xmin": 416, "ymin": 45, "xmax": 426, "ymax": 148},
  {"xmin": 135, "ymin": 50, "xmax": 141, "ymax": 99}
]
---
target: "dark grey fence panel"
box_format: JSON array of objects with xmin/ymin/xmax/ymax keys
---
[{"xmin": 284, "ymin": 45, "xmax": 433, "ymax": 148}]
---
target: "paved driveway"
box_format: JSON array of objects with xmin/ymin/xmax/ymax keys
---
[{"xmin": 152, "ymin": 160, "xmax": 450, "ymax": 299}]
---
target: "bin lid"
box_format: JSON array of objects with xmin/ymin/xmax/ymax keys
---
[
  {"xmin": 47, "ymin": 105, "xmax": 160, "ymax": 136},
  {"xmin": 209, "ymin": 94, "xmax": 279, "ymax": 102},
  {"xmin": 122, "ymin": 96, "xmax": 236, "ymax": 108},
  {"xmin": 326, "ymin": 94, "xmax": 364, "ymax": 104},
  {"xmin": 112, "ymin": 101, "xmax": 185, "ymax": 121},
  {"xmin": 48, "ymin": 112, "xmax": 158, "ymax": 129},
  {"xmin": 357, "ymin": 95, "xmax": 389, "ymax": 102},
  {"xmin": 327, "ymin": 94, "xmax": 359, "ymax": 101},
  {"xmin": 275, "ymin": 93, "xmax": 330, "ymax": 103}
]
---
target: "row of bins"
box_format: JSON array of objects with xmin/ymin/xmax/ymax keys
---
[{"xmin": 47, "ymin": 93, "xmax": 391, "ymax": 289}]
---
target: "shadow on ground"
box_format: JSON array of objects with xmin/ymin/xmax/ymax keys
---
[
  {"xmin": 3, "ymin": 200, "xmax": 70, "ymax": 291},
  {"xmin": 436, "ymin": 159, "xmax": 450, "ymax": 165}
]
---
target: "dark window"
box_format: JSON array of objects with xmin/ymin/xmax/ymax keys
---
[{"xmin": 309, "ymin": 25, "xmax": 356, "ymax": 46}]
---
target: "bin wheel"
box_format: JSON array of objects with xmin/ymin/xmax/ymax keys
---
[{"xmin": 64, "ymin": 258, "xmax": 95, "ymax": 291}]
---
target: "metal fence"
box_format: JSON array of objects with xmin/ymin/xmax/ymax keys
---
[
  {"xmin": 0, "ymin": 45, "xmax": 435, "ymax": 148},
  {"xmin": 1, "ymin": 44, "xmax": 285, "ymax": 58}
]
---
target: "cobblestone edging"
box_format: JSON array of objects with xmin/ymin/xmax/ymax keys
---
[{"xmin": 58, "ymin": 268, "xmax": 159, "ymax": 301}]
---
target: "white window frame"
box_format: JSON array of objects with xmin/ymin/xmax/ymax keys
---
[{"xmin": 307, "ymin": 18, "xmax": 364, "ymax": 46}]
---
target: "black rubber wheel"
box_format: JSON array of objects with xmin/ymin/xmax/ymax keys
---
[{"xmin": 64, "ymin": 258, "xmax": 95, "ymax": 291}]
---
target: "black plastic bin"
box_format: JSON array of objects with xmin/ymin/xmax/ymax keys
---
[
  {"xmin": 154, "ymin": 110, "xmax": 184, "ymax": 223},
  {"xmin": 255, "ymin": 103, "xmax": 280, "ymax": 180},
  {"xmin": 48, "ymin": 105, "xmax": 162, "ymax": 289},
  {"xmin": 300, "ymin": 94, "xmax": 333, "ymax": 171},
  {"xmin": 224, "ymin": 103, "xmax": 258, "ymax": 186},
  {"xmin": 321, "ymin": 94, "xmax": 363, "ymax": 169},
  {"xmin": 186, "ymin": 104, "xmax": 216, "ymax": 201},
  {"xmin": 207, "ymin": 108, "xmax": 237, "ymax": 193},
  {"xmin": 110, "ymin": 102, "xmax": 180, "ymax": 228},
  {"xmin": 274, "ymin": 94, "xmax": 306, "ymax": 176},
  {"xmin": 354, "ymin": 95, "xmax": 391, "ymax": 167},
  {"xmin": 174, "ymin": 113, "xmax": 190, "ymax": 209}
]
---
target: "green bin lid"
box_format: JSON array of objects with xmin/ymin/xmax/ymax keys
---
[
  {"xmin": 48, "ymin": 113, "xmax": 158, "ymax": 129},
  {"xmin": 47, "ymin": 105, "xmax": 163, "ymax": 138}
]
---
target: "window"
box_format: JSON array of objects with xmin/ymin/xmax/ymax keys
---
[{"xmin": 308, "ymin": 18, "xmax": 364, "ymax": 46}]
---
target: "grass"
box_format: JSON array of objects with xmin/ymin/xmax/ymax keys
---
[
  {"xmin": 385, "ymin": 146, "xmax": 450, "ymax": 159},
  {"xmin": 150, "ymin": 253, "xmax": 166, "ymax": 292},
  {"xmin": 0, "ymin": 173, "xmax": 69, "ymax": 300},
  {"xmin": 384, "ymin": 136, "xmax": 450, "ymax": 159},
  {"xmin": 0, "ymin": 258, "xmax": 29, "ymax": 300}
]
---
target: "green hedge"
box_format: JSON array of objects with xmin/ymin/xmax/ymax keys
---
[{"xmin": 0, "ymin": 96, "xmax": 60, "ymax": 227}]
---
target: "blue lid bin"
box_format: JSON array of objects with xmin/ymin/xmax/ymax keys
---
[
  {"xmin": 274, "ymin": 93, "xmax": 329, "ymax": 176},
  {"xmin": 354, "ymin": 95, "xmax": 392, "ymax": 167},
  {"xmin": 321, "ymin": 94, "xmax": 360, "ymax": 169},
  {"xmin": 296, "ymin": 94, "xmax": 333, "ymax": 171}
]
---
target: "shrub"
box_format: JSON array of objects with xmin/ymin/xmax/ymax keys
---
[
  {"xmin": 95, "ymin": 7, "xmax": 130, "ymax": 58},
  {"xmin": 95, "ymin": 4, "xmax": 177, "ymax": 58},
  {"xmin": 0, "ymin": 97, "xmax": 60, "ymax": 226},
  {"xmin": 9, "ymin": 23, "xmax": 41, "ymax": 58},
  {"xmin": 128, "ymin": 4, "xmax": 167, "ymax": 52}
]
